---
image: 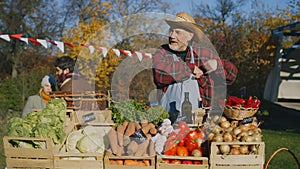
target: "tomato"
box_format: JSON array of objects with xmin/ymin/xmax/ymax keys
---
[
  {"xmin": 184, "ymin": 139, "xmax": 198, "ymax": 152},
  {"xmin": 170, "ymin": 159, "xmax": 181, "ymax": 164},
  {"xmin": 168, "ymin": 132, "xmax": 177, "ymax": 140},
  {"xmin": 182, "ymin": 160, "xmax": 193, "ymax": 164},
  {"xmin": 179, "ymin": 121, "xmax": 190, "ymax": 133},
  {"xmin": 163, "ymin": 159, "xmax": 170, "ymax": 164},
  {"xmin": 178, "ymin": 138, "xmax": 185, "ymax": 146},
  {"xmin": 164, "ymin": 140, "xmax": 177, "ymax": 156},
  {"xmin": 186, "ymin": 130, "xmax": 199, "ymax": 140},
  {"xmin": 164, "ymin": 145, "xmax": 177, "ymax": 156},
  {"xmin": 193, "ymin": 160, "xmax": 203, "ymax": 165},
  {"xmin": 176, "ymin": 146, "xmax": 189, "ymax": 156}
]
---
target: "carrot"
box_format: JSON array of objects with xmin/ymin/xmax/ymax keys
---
[
  {"xmin": 115, "ymin": 159, "xmax": 123, "ymax": 165},
  {"xmin": 109, "ymin": 159, "xmax": 117, "ymax": 165},
  {"xmin": 140, "ymin": 120, "xmax": 148, "ymax": 128},
  {"xmin": 148, "ymin": 140, "xmax": 156, "ymax": 156},
  {"xmin": 142, "ymin": 123, "xmax": 155, "ymax": 135},
  {"xmin": 126, "ymin": 140, "xmax": 138, "ymax": 155},
  {"xmin": 124, "ymin": 159, "xmax": 138, "ymax": 166},
  {"xmin": 149, "ymin": 127, "xmax": 157, "ymax": 135},
  {"xmin": 124, "ymin": 122, "xmax": 136, "ymax": 136},
  {"xmin": 108, "ymin": 128, "xmax": 119, "ymax": 155},
  {"xmin": 117, "ymin": 121, "xmax": 128, "ymax": 147},
  {"xmin": 135, "ymin": 122, "xmax": 141, "ymax": 130},
  {"xmin": 135, "ymin": 139, "xmax": 150, "ymax": 156},
  {"xmin": 123, "ymin": 121, "xmax": 136, "ymax": 146},
  {"xmin": 143, "ymin": 159, "xmax": 151, "ymax": 166},
  {"xmin": 116, "ymin": 146, "xmax": 124, "ymax": 156}
]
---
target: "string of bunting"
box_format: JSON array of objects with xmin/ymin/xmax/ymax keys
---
[{"xmin": 0, "ymin": 33, "xmax": 153, "ymax": 61}]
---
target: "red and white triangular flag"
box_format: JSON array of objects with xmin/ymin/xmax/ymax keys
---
[
  {"xmin": 28, "ymin": 38, "xmax": 41, "ymax": 45},
  {"xmin": 89, "ymin": 46, "xmax": 95, "ymax": 54},
  {"xmin": 20, "ymin": 37, "xmax": 28, "ymax": 44},
  {"xmin": 113, "ymin": 49, "xmax": 120, "ymax": 57},
  {"xmin": 135, "ymin": 52, "xmax": 143, "ymax": 61},
  {"xmin": 37, "ymin": 39, "xmax": 48, "ymax": 48},
  {"xmin": 10, "ymin": 34, "xmax": 23, "ymax": 39},
  {"xmin": 54, "ymin": 41, "xmax": 64, "ymax": 53},
  {"xmin": 100, "ymin": 47, "xmax": 108, "ymax": 58},
  {"xmin": 0, "ymin": 34, "xmax": 10, "ymax": 42}
]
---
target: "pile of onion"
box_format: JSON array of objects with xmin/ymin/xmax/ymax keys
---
[{"xmin": 207, "ymin": 115, "xmax": 263, "ymax": 155}]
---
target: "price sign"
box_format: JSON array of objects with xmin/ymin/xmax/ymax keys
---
[
  {"xmin": 82, "ymin": 112, "xmax": 96, "ymax": 123},
  {"xmin": 241, "ymin": 117, "xmax": 254, "ymax": 124}
]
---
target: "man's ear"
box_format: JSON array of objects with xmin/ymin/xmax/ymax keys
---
[{"xmin": 187, "ymin": 32, "xmax": 194, "ymax": 41}]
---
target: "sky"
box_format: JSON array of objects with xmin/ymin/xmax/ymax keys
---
[{"xmin": 165, "ymin": 0, "xmax": 290, "ymax": 15}]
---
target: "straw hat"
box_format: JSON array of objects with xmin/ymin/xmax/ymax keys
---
[{"xmin": 165, "ymin": 12, "xmax": 204, "ymax": 41}]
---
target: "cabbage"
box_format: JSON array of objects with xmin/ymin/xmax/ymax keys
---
[
  {"xmin": 76, "ymin": 133, "xmax": 105, "ymax": 154},
  {"xmin": 66, "ymin": 129, "xmax": 84, "ymax": 151}
]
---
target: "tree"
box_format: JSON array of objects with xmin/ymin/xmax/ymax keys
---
[{"xmin": 193, "ymin": 0, "xmax": 299, "ymax": 98}]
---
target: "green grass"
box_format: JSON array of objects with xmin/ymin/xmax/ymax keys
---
[{"xmin": 263, "ymin": 129, "xmax": 300, "ymax": 169}]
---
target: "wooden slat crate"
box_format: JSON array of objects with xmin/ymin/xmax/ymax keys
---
[
  {"xmin": 3, "ymin": 136, "xmax": 54, "ymax": 169},
  {"xmin": 54, "ymin": 152, "xmax": 103, "ymax": 169},
  {"xmin": 103, "ymin": 151, "xmax": 155, "ymax": 169},
  {"xmin": 210, "ymin": 142, "xmax": 265, "ymax": 169},
  {"xmin": 51, "ymin": 91, "xmax": 109, "ymax": 111},
  {"xmin": 156, "ymin": 155, "xmax": 209, "ymax": 169}
]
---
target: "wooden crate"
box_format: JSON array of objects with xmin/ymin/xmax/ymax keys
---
[
  {"xmin": 210, "ymin": 142, "xmax": 265, "ymax": 169},
  {"xmin": 156, "ymin": 155, "xmax": 209, "ymax": 169},
  {"xmin": 54, "ymin": 152, "xmax": 103, "ymax": 169},
  {"xmin": 51, "ymin": 91, "xmax": 109, "ymax": 111},
  {"xmin": 3, "ymin": 136, "xmax": 54, "ymax": 169},
  {"xmin": 103, "ymin": 151, "xmax": 155, "ymax": 169}
]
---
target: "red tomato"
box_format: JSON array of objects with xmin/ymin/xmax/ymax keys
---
[
  {"xmin": 164, "ymin": 146, "xmax": 177, "ymax": 156},
  {"xmin": 184, "ymin": 139, "xmax": 198, "ymax": 152},
  {"xmin": 182, "ymin": 160, "xmax": 193, "ymax": 164},
  {"xmin": 193, "ymin": 160, "xmax": 203, "ymax": 165},
  {"xmin": 179, "ymin": 121, "xmax": 190, "ymax": 133},
  {"xmin": 176, "ymin": 146, "xmax": 189, "ymax": 156},
  {"xmin": 163, "ymin": 159, "xmax": 170, "ymax": 164},
  {"xmin": 186, "ymin": 130, "xmax": 199, "ymax": 140},
  {"xmin": 170, "ymin": 159, "xmax": 181, "ymax": 164}
]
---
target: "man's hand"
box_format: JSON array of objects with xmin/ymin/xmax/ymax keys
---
[
  {"xmin": 193, "ymin": 66, "xmax": 203, "ymax": 78},
  {"xmin": 204, "ymin": 59, "xmax": 217, "ymax": 73}
]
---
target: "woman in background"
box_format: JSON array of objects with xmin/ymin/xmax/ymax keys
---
[{"xmin": 22, "ymin": 75, "xmax": 56, "ymax": 117}]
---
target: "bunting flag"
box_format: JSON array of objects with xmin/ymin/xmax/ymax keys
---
[{"xmin": 0, "ymin": 33, "xmax": 153, "ymax": 61}]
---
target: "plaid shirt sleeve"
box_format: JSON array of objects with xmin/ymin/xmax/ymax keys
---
[
  {"xmin": 221, "ymin": 60, "xmax": 238, "ymax": 85},
  {"xmin": 152, "ymin": 45, "xmax": 191, "ymax": 87}
]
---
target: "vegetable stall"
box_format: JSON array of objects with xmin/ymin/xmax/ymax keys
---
[{"xmin": 3, "ymin": 93, "xmax": 271, "ymax": 169}]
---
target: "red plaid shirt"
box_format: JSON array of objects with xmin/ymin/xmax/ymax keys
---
[{"xmin": 152, "ymin": 44, "xmax": 238, "ymax": 107}]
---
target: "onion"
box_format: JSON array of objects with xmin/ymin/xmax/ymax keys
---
[
  {"xmin": 208, "ymin": 133, "xmax": 215, "ymax": 141},
  {"xmin": 213, "ymin": 125, "xmax": 224, "ymax": 134},
  {"xmin": 219, "ymin": 144, "xmax": 230, "ymax": 154},
  {"xmin": 253, "ymin": 134, "xmax": 262, "ymax": 142},
  {"xmin": 239, "ymin": 125, "xmax": 249, "ymax": 132},
  {"xmin": 233, "ymin": 127, "xmax": 242, "ymax": 136},
  {"xmin": 242, "ymin": 136, "xmax": 254, "ymax": 142},
  {"xmin": 239, "ymin": 145, "xmax": 249, "ymax": 154},
  {"xmin": 223, "ymin": 132, "xmax": 233, "ymax": 142},
  {"xmin": 219, "ymin": 116, "xmax": 227, "ymax": 123},
  {"xmin": 213, "ymin": 134, "xmax": 224, "ymax": 142},
  {"xmin": 212, "ymin": 115, "xmax": 220, "ymax": 123},
  {"xmin": 250, "ymin": 145, "xmax": 258, "ymax": 154},
  {"xmin": 231, "ymin": 147, "xmax": 240, "ymax": 155},
  {"xmin": 247, "ymin": 130, "xmax": 254, "ymax": 136},
  {"xmin": 220, "ymin": 121, "xmax": 231, "ymax": 129}
]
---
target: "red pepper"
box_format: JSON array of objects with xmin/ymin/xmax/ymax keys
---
[
  {"xmin": 227, "ymin": 96, "xmax": 245, "ymax": 106},
  {"xmin": 252, "ymin": 97, "xmax": 261, "ymax": 108}
]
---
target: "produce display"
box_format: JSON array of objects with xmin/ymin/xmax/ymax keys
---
[
  {"xmin": 3, "ymin": 94, "xmax": 266, "ymax": 168},
  {"xmin": 6, "ymin": 98, "xmax": 67, "ymax": 147}
]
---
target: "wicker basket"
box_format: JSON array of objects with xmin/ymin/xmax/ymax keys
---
[{"xmin": 223, "ymin": 105, "xmax": 258, "ymax": 120}]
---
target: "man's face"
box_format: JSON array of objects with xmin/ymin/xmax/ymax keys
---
[
  {"xmin": 168, "ymin": 28, "xmax": 194, "ymax": 51},
  {"xmin": 55, "ymin": 67, "xmax": 69, "ymax": 76}
]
